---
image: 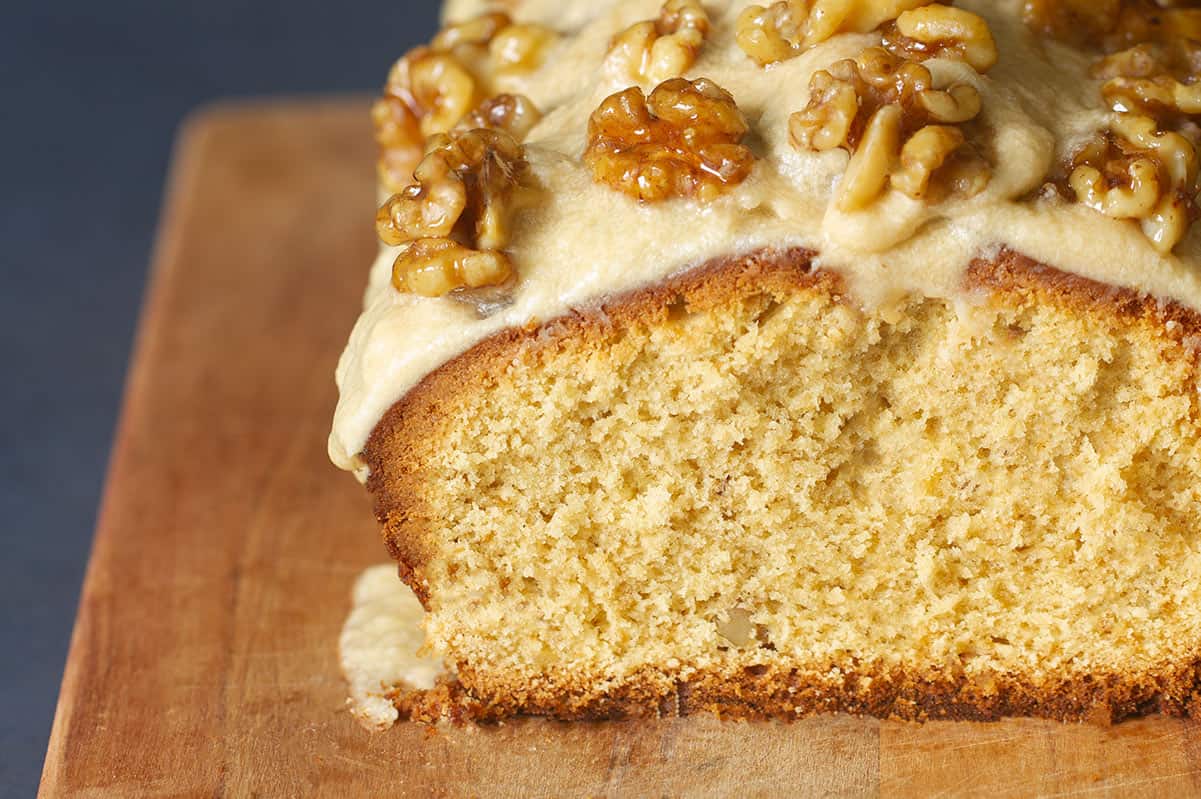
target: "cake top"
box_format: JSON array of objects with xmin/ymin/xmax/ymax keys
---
[{"xmin": 331, "ymin": 0, "xmax": 1201, "ymax": 477}]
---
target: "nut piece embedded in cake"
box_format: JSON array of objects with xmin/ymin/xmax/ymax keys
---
[
  {"xmin": 380, "ymin": 128, "xmax": 526, "ymax": 296},
  {"xmin": 736, "ymin": 0, "xmax": 938, "ymax": 66},
  {"xmin": 790, "ymin": 46, "xmax": 991, "ymax": 210},
  {"xmin": 584, "ymin": 77, "xmax": 754, "ymax": 203},
  {"xmin": 605, "ymin": 0, "xmax": 711, "ymax": 84},
  {"xmin": 372, "ymin": 12, "xmax": 556, "ymax": 192}
]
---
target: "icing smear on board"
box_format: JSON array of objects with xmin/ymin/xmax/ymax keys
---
[{"xmin": 339, "ymin": 564, "xmax": 447, "ymax": 731}]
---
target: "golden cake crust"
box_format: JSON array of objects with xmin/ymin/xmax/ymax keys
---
[
  {"xmin": 395, "ymin": 656, "xmax": 1201, "ymax": 725},
  {"xmin": 362, "ymin": 247, "xmax": 1201, "ymax": 724}
]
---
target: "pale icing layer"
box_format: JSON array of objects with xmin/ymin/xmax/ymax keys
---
[
  {"xmin": 339, "ymin": 564, "xmax": 446, "ymax": 730},
  {"xmin": 330, "ymin": 0, "xmax": 1201, "ymax": 477}
]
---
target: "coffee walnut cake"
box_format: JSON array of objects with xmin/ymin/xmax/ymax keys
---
[{"xmin": 333, "ymin": 0, "xmax": 1201, "ymax": 728}]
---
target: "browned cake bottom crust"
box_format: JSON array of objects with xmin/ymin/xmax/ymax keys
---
[
  {"xmin": 364, "ymin": 247, "xmax": 1201, "ymax": 725},
  {"xmin": 391, "ymin": 658, "xmax": 1201, "ymax": 725}
]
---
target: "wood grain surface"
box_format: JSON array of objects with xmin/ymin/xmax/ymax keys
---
[{"xmin": 37, "ymin": 99, "xmax": 1201, "ymax": 798}]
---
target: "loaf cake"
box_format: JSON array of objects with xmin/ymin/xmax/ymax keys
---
[{"xmin": 333, "ymin": 0, "xmax": 1201, "ymax": 726}]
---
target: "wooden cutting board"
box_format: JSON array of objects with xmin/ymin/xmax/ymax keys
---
[{"xmin": 38, "ymin": 98, "xmax": 1201, "ymax": 798}]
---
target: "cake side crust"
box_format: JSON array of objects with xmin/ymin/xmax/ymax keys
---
[{"xmin": 394, "ymin": 655, "xmax": 1201, "ymax": 725}]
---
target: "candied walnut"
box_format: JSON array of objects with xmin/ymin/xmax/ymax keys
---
[
  {"xmin": 1022, "ymin": 0, "xmax": 1122, "ymax": 45},
  {"xmin": 379, "ymin": 128, "xmax": 527, "ymax": 296},
  {"xmin": 880, "ymin": 4, "xmax": 998, "ymax": 72},
  {"xmin": 735, "ymin": 0, "xmax": 937, "ymax": 66},
  {"xmin": 459, "ymin": 93, "xmax": 543, "ymax": 141},
  {"xmin": 392, "ymin": 238, "xmax": 514, "ymax": 297},
  {"xmin": 735, "ymin": 1, "xmax": 809, "ymax": 66},
  {"xmin": 489, "ymin": 23, "xmax": 557, "ymax": 72},
  {"xmin": 1105, "ymin": 2, "xmax": 1201, "ymax": 52},
  {"xmin": 790, "ymin": 47, "xmax": 984, "ymax": 147},
  {"xmin": 406, "ymin": 52, "xmax": 479, "ymax": 137},
  {"xmin": 1031, "ymin": 1, "xmax": 1201, "ymax": 250},
  {"xmin": 1095, "ymin": 41, "xmax": 1201, "ymax": 120},
  {"xmin": 840, "ymin": 104, "xmax": 905, "ymax": 208},
  {"xmin": 1025, "ymin": 0, "xmax": 1201, "ymax": 51},
  {"xmin": 584, "ymin": 77, "xmax": 754, "ymax": 203},
  {"xmin": 790, "ymin": 46, "xmax": 990, "ymax": 209},
  {"xmin": 431, "ymin": 11, "xmax": 512, "ymax": 51},
  {"xmin": 890, "ymin": 124, "xmax": 966, "ymax": 197},
  {"xmin": 802, "ymin": 0, "xmax": 936, "ymax": 45},
  {"xmin": 371, "ymin": 50, "xmax": 477, "ymax": 190},
  {"xmin": 606, "ymin": 0, "xmax": 711, "ymax": 84},
  {"xmin": 791, "ymin": 49, "xmax": 930, "ymax": 152},
  {"xmin": 372, "ymin": 94, "xmax": 426, "ymax": 192},
  {"xmin": 1066, "ymin": 115, "xmax": 1199, "ymax": 252},
  {"xmin": 373, "ymin": 12, "xmax": 556, "ymax": 192}
]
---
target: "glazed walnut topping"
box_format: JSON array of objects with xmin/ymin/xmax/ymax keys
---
[
  {"xmin": 1024, "ymin": 0, "xmax": 1201, "ymax": 51},
  {"xmin": 1068, "ymin": 116, "xmax": 1199, "ymax": 252},
  {"xmin": 1029, "ymin": 1, "xmax": 1201, "ymax": 250},
  {"xmin": 606, "ymin": 0, "xmax": 711, "ymax": 84},
  {"xmin": 735, "ymin": 2, "xmax": 808, "ymax": 66},
  {"xmin": 378, "ymin": 129, "xmax": 526, "ymax": 296},
  {"xmin": 790, "ymin": 45, "xmax": 991, "ymax": 210},
  {"xmin": 584, "ymin": 77, "xmax": 755, "ymax": 202},
  {"xmin": 459, "ymin": 93, "xmax": 543, "ymax": 141},
  {"xmin": 1094, "ymin": 41, "xmax": 1201, "ymax": 122},
  {"xmin": 880, "ymin": 4, "xmax": 998, "ymax": 72},
  {"xmin": 735, "ymin": 0, "xmax": 936, "ymax": 66},
  {"xmin": 372, "ymin": 12, "xmax": 555, "ymax": 192}
]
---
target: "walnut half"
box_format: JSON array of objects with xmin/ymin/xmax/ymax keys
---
[
  {"xmin": 1095, "ymin": 41, "xmax": 1201, "ymax": 121},
  {"xmin": 391, "ymin": 238, "xmax": 513, "ymax": 297},
  {"xmin": 736, "ymin": 0, "xmax": 938, "ymax": 66},
  {"xmin": 379, "ymin": 128, "xmax": 527, "ymax": 296},
  {"xmin": 1024, "ymin": 0, "xmax": 1201, "ymax": 52},
  {"xmin": 880, "ymin": 4, "xmax": 998, "ymax": 72},
  {"xmin": 789, "ymin": 46, "xmax": 990, "ymax": 210},
  {"xmin": 584, "ymin": 77, "xmax": 755, "ymax": 203},
  {"xmin": 606, "ymin": 0, "xmax": 711, "ymax": 84},
  {"xmin": 1066, "ymin": 114, "xmax": 1199, "ymax": 253},
  {"xmin": 1030, "ymin": 0, "xmax": 1201, "ymax": 251},
  {"xmin": 372, "ymin": 12, "xmax": 555, "ymax": 192}
]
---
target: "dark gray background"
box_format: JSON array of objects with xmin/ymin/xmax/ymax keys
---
[{"xmin": 2, "ymin": 2, "xmax": 439, "ymax": 794}]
